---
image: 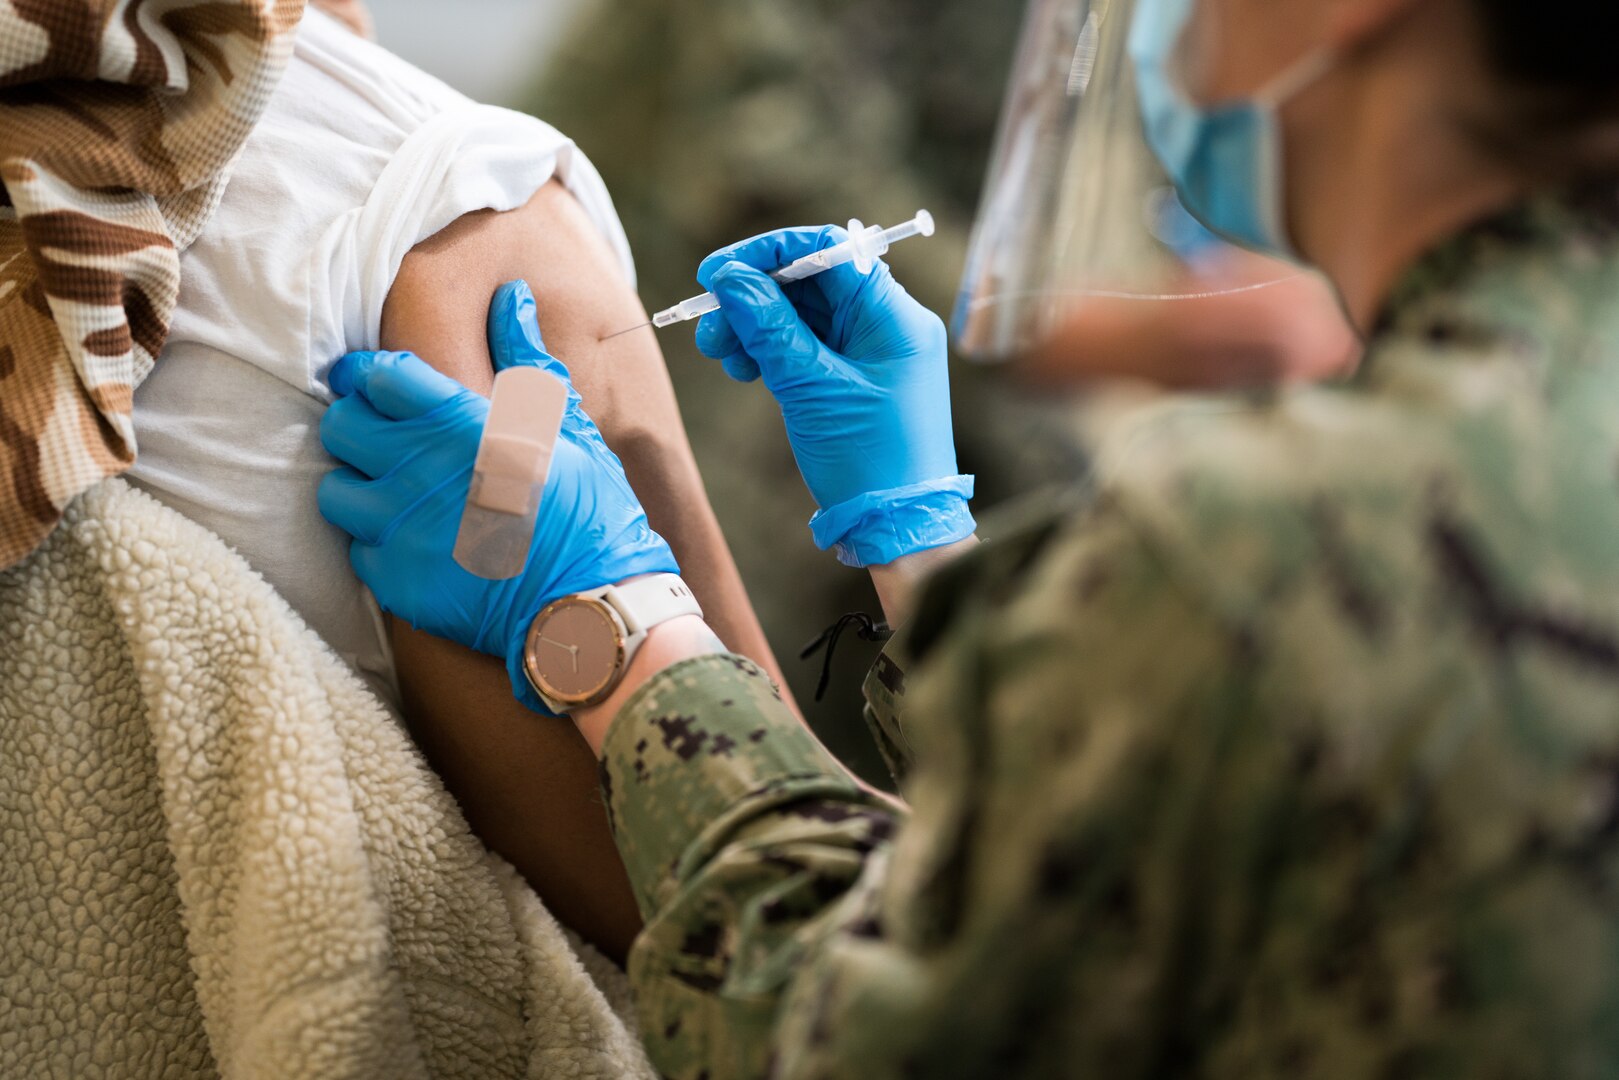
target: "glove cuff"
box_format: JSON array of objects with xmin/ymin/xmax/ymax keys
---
[{"xmin": 809, "ymin": 476, "xmax": 977, "ymax": 568}]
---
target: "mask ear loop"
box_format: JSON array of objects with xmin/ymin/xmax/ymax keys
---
[
  {"xmin": 1252, "ymin": 48, "xmax": 1337, "ymax": 109},
  {"xmin": 1240, "ymin": 46, "xmax": 1338, "ymax": 259}
]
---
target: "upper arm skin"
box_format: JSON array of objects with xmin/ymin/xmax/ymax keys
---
[
  {"xmin": 377, "ymin": 180, "xmax": 787, "ymax": 961},
  {"xmin": 383, "ymin": 180, "xmax": 783, "ymax": 679}
]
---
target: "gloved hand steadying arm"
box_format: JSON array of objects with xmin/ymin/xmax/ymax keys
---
[
  {"xmin": 695, "ymin": 227, "xmax": 975, "ymax": 568},
  {"xmin": 318, "ymin": 280, "xmax": 678, "ymax": 712}
]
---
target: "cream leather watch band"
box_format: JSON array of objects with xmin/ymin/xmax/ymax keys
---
[{"xmin": 600, "ymin": 574, "xmax": 703, "ymax": 640}]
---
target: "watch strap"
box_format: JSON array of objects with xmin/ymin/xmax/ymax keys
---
[{"xmin": 601, "ymin": 574, "xmax": 703, "ymax": 635}]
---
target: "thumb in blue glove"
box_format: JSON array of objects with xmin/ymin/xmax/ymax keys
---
[
  {"xmin": 693, "ymin": 226, "xmax": 974, "ymax": 567},
  {"xmin": 318, "ymin": 280, "xmax": 678, "ymax": 713}
]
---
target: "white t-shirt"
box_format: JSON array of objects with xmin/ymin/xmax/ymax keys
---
[{"xmin": 126, "ymin": 9, "xmax": 635, "ymax": 706}]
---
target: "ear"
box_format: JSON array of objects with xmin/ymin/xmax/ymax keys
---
[
  {"xmin": 310, "ymin": 0, "xmax": 376, "ymax": 39},
  {"xmin": 1325, "ymin": 0, "xmax": 1425, "ymax": 50}
]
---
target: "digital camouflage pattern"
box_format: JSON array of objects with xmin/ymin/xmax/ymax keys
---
[
  {"xmin": 0, "ymin": 0, "xmax": 306, "ymax": 569},
  {"xmin": 603, "ymin": 187, "xmax": 1619, "ymax": 1079}
]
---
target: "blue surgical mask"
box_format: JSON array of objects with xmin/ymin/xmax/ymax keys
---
[{"xmin": 1129, "ymin": 0, "xmax": 1333, "ymax": 257}]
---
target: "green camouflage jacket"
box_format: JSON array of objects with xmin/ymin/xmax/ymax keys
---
[{"xmin": 600, "ymin": 188, "xmax": 1619, "ymax": 1079}]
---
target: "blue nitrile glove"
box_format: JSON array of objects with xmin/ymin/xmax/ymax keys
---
[
  {"xmin": 695, "ymin": 226, "xmax": 975, "ymax": 568},
  {"xmin": 318, "ymin": 280, "xmax": 678, "ymax": 713}
]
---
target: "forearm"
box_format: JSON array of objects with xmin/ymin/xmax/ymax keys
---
[
  {"xmin": 867, "ymin": 536, "xmax": 980, "ymax": 626},
  {"xmin": 1022, "ymin": 257, "xmax": 1360, "ymax": 390}
]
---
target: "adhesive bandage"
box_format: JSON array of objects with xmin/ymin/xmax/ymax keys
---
[{"xmin": 454, "ymin": 366, "xmax": 570, "ymax": 580}]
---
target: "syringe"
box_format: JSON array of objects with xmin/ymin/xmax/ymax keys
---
[{"xmin": 603, "ymin": 210, "xmax": 936, "ymax": 341}]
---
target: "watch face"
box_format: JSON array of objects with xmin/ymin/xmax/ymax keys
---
[{"xmin": 528, "ymin": 598, "xmax": 624, "ymax": 706}]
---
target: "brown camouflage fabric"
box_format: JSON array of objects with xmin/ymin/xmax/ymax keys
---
[
  {"xmin": 602, "ymin": 186, "xmax": 1619, "ymax": 1079},
  {"xmin": 0, "ymin": 0, "xmax": 306, "ymax": 570}
]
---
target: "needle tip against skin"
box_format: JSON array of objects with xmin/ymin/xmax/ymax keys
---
[{"xmin": 600, "ymin": 321, "xmax": 652, "ymax": 342}]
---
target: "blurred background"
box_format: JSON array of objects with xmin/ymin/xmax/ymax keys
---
[{"xmin": 369, "ymin": 0, "xmax": 1085, "ymax": 782}]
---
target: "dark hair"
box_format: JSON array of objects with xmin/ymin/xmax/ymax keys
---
[
  {"xmin": 1468, "ymin": 1, "xmax": 1619, "ymax": 173},
  {"xmin": 1472, "ymin": 2, "xmax": 1619, "ymax": 116}
]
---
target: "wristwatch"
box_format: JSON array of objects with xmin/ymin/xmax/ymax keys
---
[{"xmin": 522, "ymin": 573, "xmax": 703, "ymax": 714}]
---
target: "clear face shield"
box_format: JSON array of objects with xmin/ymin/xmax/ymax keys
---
[{"xmin": 952, "ymin": 0, "xmax": 1299, "ymax": 363}]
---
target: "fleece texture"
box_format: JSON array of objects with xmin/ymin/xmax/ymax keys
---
[{"xmin": 0, "ymin": 479, "xmax": 653, "ymax": 1079}]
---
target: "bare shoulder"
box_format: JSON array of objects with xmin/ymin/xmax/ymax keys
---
[{"xmin": 380, "ymin": 179, "xmax": 656, "ymax": 420}]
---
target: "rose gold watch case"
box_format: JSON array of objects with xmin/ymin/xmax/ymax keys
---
[{"xmin": 523, "ymin": 595, "xmax": 627, "ymax": 709}]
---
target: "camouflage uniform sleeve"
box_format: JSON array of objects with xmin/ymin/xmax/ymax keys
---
[
  {"xmin": 600, "ymin": 654, "xmax": 902, "ymax": 1079},
  {"xmin": 601, "ymin": 493, "xmax": 1260, "ymax": 1079},
  {"xmin": 859, "ymin": 640, "xmax": 914, "ymax": 783}
]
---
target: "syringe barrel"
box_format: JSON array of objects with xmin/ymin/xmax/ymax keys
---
[
  {"xmin": 772, "ymin": 245, "xmax": 855, "ymax": 284},
  {"xmin": 679, "ymin": 293, "xmax": 722, "ymax": 321},
  {"xmin": 653, "ymin": 292, "xmax": 721, "ymax": 327},
  {"xmin": 773, "ymin": 221, "xmax": 891, "ymax": 284}
]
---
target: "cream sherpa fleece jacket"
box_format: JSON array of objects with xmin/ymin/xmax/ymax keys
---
[{"xmin": 0, "ymin": 480, "xmax": 654, "ymax": 1079}]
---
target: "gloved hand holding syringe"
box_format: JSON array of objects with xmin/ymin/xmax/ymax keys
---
[
  {"xmin": 449, "ymin": 212, "xmax": 937, "ymax": 584},
  {"xmin": 602, "ymin": 210, "xmax": 936, "ymax": 340}
]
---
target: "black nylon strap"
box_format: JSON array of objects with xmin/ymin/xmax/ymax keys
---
[{"xmin": 800, "ymin": 613, "xmax": 893, "ymax": 702}]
